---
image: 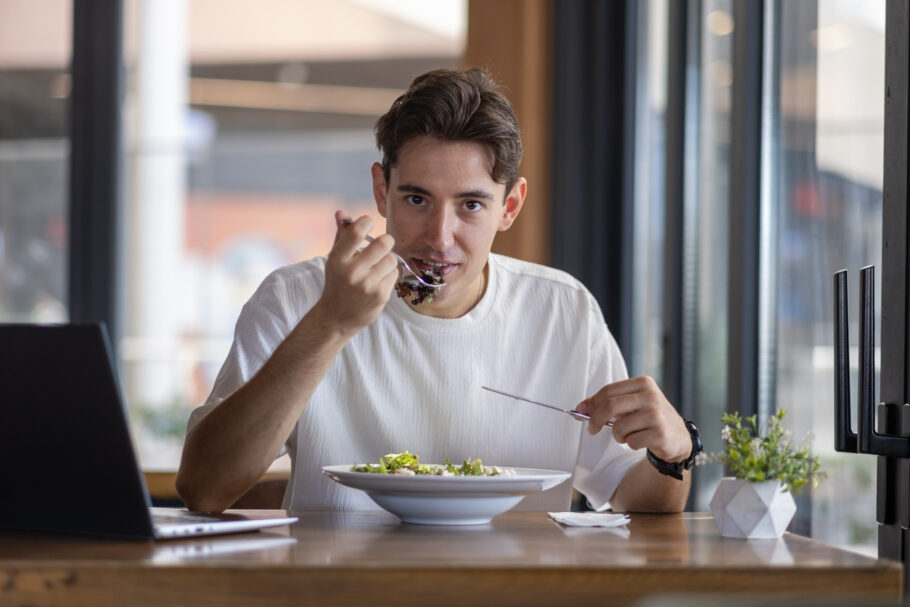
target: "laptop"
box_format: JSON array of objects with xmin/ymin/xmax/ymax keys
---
[{"xmin": 0, "ymin": 323, "xmax": 298, "ymax": 540}]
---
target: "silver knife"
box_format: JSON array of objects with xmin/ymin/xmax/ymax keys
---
[{"xmin": 482, "ymin": 386, "xmax": 594, "ymax": 422}]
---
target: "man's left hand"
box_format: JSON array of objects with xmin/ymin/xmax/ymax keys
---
[{"xmin": 575, "ymin": 376, "xmax": 691, "ymax": 463}]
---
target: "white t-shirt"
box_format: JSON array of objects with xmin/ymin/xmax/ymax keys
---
[{"xmin": 188, "ymin": 253, "xmax": 643, "ymax": 512}]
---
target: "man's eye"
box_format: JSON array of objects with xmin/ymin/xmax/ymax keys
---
[
  {"xmin": 464, "ymin": 200, "xmax": 483, "ymax": 211},
  {"xmin": 406, "ymin": 195, "xmax": 426, "ymax": 206}
]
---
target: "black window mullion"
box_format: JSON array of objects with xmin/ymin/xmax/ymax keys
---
[
  {"xmin": 663, "ymin": 0, "xmax": 701, "ymax": 420},
  {"xmin": 878, "ymin": 0, "xmax": 910, "ymax": 570},
  {"xmin": 727, "ymin": 0, "xmax": 765, "ymax": 423},
  {"xmin": 881, "ymin": 0, "xmax": 910, "ymax": 414},
  {"xmin": 619, "ymin": 0, "xmax": 639, "ymax": 365},
  {"xmin": 68, "ymin": 0, "xmax": 123, "ymax": 349}
]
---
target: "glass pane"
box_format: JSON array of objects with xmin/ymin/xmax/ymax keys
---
[
  {"xmin": 633, "ymin": 1, "xmax": 733, "ymax": 510},
  {"xmin": 772, "ymin": 0, "xmax": 883, "ymax": 553},
  {"xmin": 122, "ymin": 0, "xmax": 467, "ymax": 469},
  {"xmin": 630, "ymin": 0, "xmax": 668, "ymax": 381},
  {"xmin": 626, "ymin": 0, "xmax": 667, "ymax": 383},
  {"xmin": 0, "ymin": 2, "xmax": 71, "ymax": 323},
  {"xmin": 692, "ymin": 0, "xmax": 734, "ymax": 510}
]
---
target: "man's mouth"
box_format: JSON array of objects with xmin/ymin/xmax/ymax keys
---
[{"xmin": 413, "ymin": 258, "xmax": 458, "ymax": 276}]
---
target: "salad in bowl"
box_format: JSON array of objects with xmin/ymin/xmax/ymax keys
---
[{"xmin": 323, "ymin": 451, "xmax": 570, "ymax": 525}]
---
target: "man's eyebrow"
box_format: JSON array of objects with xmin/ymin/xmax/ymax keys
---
[
  {"xmin": 396, "ymin": 183, "xmax": 496, "ymax": 201},
  {"xmin": 396, "ymin": 183, "xmax": 433, "ymax": 196},
  {"xmin": 457, "ymin": 189, "xmax": 496, "ymax": 201}
]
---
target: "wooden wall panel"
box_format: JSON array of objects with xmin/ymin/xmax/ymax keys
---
[{"xmin": 464, "ymin": 0, "xmax": 552, "ymax": 264}]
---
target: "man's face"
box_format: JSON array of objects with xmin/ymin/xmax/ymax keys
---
[{"xmin": 372, "ymin": 136, "xmax": 525, "ymax": 318}]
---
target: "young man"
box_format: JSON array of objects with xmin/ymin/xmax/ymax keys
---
[{"xmin": 176, "ymin": 68, "xmax": 700, "ymax": 514}]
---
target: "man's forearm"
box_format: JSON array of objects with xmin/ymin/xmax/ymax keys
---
[
  {"xmin": 607, "ymin": 458, "xmax": 691, "ymax": 513},
  {"xmin": 176, "ymin": 303, "xmax": 352, "ymax": 512}
]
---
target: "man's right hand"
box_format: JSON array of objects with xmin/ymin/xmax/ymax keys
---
[{"xmin": 315, "ymin": 211, "xmax": 399, "ymax": 336}]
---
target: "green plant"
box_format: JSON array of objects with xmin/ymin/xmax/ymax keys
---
[{"xmin": 700, "ymin": 410, "xmax": 823, "ymax": 494}]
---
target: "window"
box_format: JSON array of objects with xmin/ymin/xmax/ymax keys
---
[
  {"xmin": 0, "ymin": 2, "xmax": 71, "ymax": 324},
  {"xmin": 630, "ymin": 0, "xmax": 669, "ymax": 384},
  {"xmin": 692, "ymin": 0, "xmax": 734, "ymax": 510},
  {"xmin": 772, "ymin": 0, "xmax": 883, "ymax": 552},
  {"xmin": 631, "ymin": 0, "xmax": 883, "ymax": 551}
]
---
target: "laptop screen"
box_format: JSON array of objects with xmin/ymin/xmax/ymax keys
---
[{"xmin": 0, "ymin": 323, "xmax": 156, "ymax": 538}]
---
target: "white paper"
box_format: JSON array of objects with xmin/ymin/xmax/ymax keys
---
[{"xmin": 547, "ymin": 512, "xmax": 631, "ymax": 528}]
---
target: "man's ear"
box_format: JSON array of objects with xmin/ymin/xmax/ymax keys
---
[
  {"xmin": 498, "ymin": 177, "xmax": 527, "ymax": 231},
  {"xmin": 371, "ymin": 162, "xmax": 388, "ymax": 218}
]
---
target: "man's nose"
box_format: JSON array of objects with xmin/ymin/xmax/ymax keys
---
[{"xmin": 425, "ymin": 207, "xmax": 456, "ymax": 251}]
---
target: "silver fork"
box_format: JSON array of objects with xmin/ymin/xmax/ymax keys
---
[{"xmin": 341, "ymin": 220, "xmax": 446, "ymax": 288}]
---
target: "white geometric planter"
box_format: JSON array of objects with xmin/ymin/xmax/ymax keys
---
[{"xmin": 709, "ymin": 477, "xmax": 797, "ymax": 539}]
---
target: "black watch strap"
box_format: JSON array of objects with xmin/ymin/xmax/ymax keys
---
[{"xmin": 646, "ymin": 419, "xmax": 703, "ymax": 481}]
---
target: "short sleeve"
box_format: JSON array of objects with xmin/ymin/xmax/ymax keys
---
[{"xmin": 185, "ymin": 261, "xmax": 324, "ymax": 436}]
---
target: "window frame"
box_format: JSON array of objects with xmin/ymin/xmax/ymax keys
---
[{"xmin": 69, "ymin": 0, "xmax": 124, "ymax": 351}]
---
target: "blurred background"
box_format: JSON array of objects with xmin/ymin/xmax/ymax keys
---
[{"xmin": 0, "ymin": 0, "xmax": 887, "ymax": 556}]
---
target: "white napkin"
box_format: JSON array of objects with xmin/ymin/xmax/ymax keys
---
[{"xmin": 547, "ymin": 512, "xmax": 631, "ymax": 528}]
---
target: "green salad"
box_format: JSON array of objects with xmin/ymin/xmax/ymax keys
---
[{"xmin": 351, "ymin": 451, "xmax": 513, "ymax": 476}]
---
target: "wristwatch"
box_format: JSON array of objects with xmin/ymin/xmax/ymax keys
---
[{"xmin": 646, "ymin": 419, "xmax": 703, "ymax": 481}]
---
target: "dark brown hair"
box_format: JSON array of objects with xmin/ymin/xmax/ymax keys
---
[{"xmin": 374, "ymin": 68, "xmax": 523, "ymax": 196}]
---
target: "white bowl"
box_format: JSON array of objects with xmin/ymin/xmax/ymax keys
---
[{"xmin": 321, "ymin": 465, "xmax": 572, "ymax": 525}]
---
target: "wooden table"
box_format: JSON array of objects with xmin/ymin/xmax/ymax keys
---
[{"xmin": 0, "ymin": 511, "xmax": 901, "ymax": 606}]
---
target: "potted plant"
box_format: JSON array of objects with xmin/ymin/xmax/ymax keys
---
[{"xmin": 700, "ymin": 410, "xmax": 823, "ymax": 539}]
